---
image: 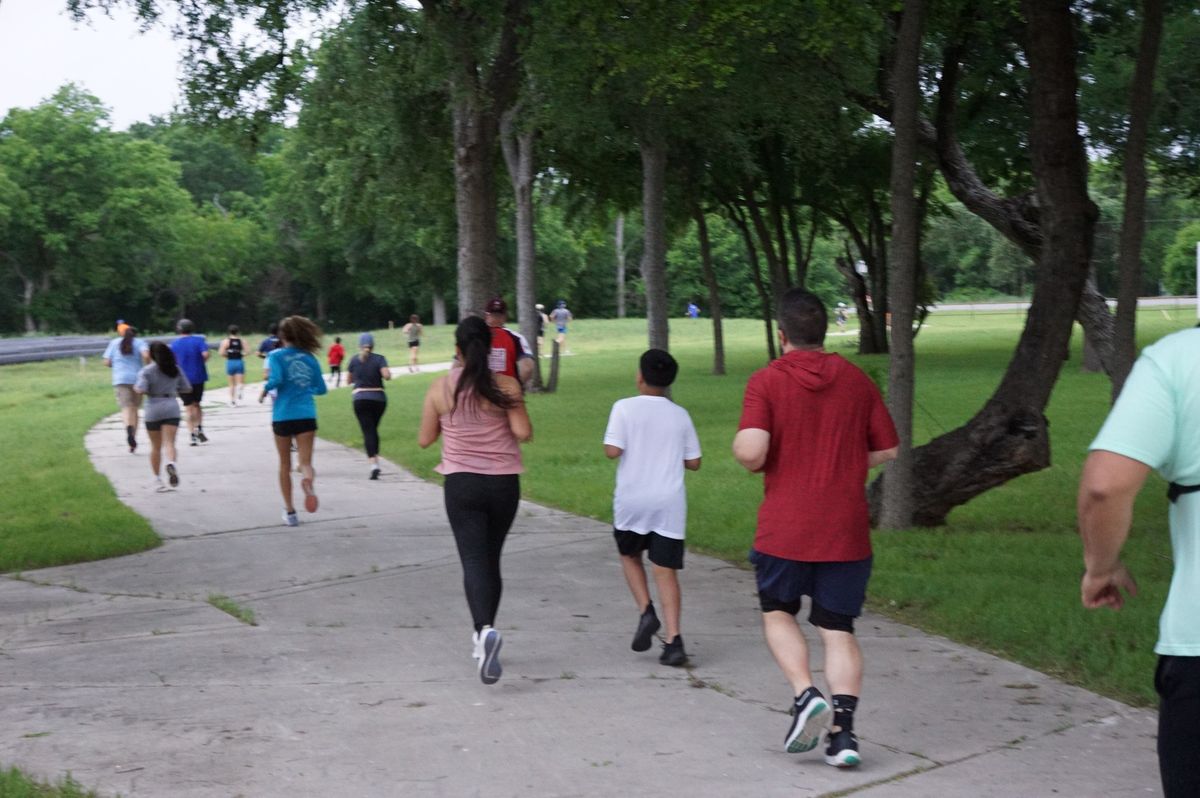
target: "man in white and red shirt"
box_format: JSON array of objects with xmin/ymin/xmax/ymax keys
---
[
  {"xmin": 484, "ymin": 297, "xmax": 533, "ymax": 385},
  {"xmin": 734, "ymin": 288, "xmax": 898, "ymax": 769}
]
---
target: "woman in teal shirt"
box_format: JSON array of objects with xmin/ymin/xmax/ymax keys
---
[{"xmin": 260, "ymin": 316, "xmax": 328, "ymax": 527}]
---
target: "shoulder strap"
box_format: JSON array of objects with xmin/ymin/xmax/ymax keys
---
[{"xmin": 1168, "ymin": 482, "xmax": 1200, "ymax": 503}]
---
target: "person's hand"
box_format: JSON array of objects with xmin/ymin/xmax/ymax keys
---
[
  {"xmin": 259, "ymin": 392, "xmax": 267, "ymax": 404},
  {"xmin": 1081, "ymin": 562, "xmax": 1138, "ymax": 610}
]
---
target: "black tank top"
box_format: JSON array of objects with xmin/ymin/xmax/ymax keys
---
[{"xmin": 226, "ymin": 337, "xmax": 244, "ymax": 359}]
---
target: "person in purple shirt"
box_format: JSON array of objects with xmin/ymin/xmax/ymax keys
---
[{"xmin": 171, "ymin": 319, "xmax": 211, "ymax": 446}]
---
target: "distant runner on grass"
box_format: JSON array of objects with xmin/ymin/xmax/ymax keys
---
[{"xmin": 733, "ymin": 288, "xmax": 898, "ymax": 769}]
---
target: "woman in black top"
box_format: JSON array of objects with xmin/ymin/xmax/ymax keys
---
[
  {"xmin": 219, "ymin": 324, "xmax": 246, "ymax": 405},
  {"xmin": 348, "ymin": 332, "xmax": 393, "ymax": 479}
]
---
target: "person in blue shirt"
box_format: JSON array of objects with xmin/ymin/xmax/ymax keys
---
[
  {"xmin": 171, "ymin": 319, "xmax": 211, "ymax": 446},
  {"xmin": 103, "ymin": 325, "xmax": 150, "ymax": 452},
  {"xmin": 259, "ymin": 315, "xmax": 328, "ymax": 527}
]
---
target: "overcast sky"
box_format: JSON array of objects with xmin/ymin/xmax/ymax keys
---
[{"xmin": 0, "ymin": 0, "xmax": 188, "ymax": 129}]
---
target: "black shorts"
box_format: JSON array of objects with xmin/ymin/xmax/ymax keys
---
[
  {"xmin": 180, "ymin": 383, "xmax": 205, "ymax": 406},
  {"xmin": 273, "ymin": 418, "xmax": 318, "ymax": 437},
  {"xmin": 614, "ymin": 529, "xmax": 685, "ymax": 570},
  {"xmin": 330, "ymin": 364, "xmax": 341, "ymax": 373},
  {"xmin": 750, "ymin": 549, "xmax": 872, "ymax": 633},
  {"xmin": 408, "ymin": 340, "xmax": 420, "ymax": 348},
  {"xmin": 145, "ymin": 418, "xmax": 181, "ymax": 432}
]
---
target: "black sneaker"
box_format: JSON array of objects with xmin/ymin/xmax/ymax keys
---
[
  {"xmin": 126, "ymin": 429, "xmax": 137, "ymax": 453},
  {"xmin": 785, "ymin": 688, "xmax": 831, "ymax": 753},
  {"xmin": 196, "ymin": 429, "xmax": 208, "ymax": 443},
  {"xmin": 631, "ymin": 603, "xmax": 660, "ymax": 652},
  {"xmin": 659, "ymin": 635, "xmax": 687, "ymax": 666},
  {"xmin": 165, "ymin": 462, "xmax": 179, "ymax": 488},
  {"xmin": 190, "ymin": 433, "xmax": 199, "ymax": 447},
  {"xmin": 825, "ymin": 728, "xmax": 861, "ymax": 768},
  {"xmin": 369, "ymin": 466, "xmax": 381, "ymax": 480}
]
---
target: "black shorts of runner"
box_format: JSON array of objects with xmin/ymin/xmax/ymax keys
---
[
  {"xmin": 749, "ymin": 549, "xmax": 872, "ymax": 633},
  {"xmin": 330, "ymin": 364, "xmax": 341, "ymax": 374},
  {"xmin": 614, "ymin": 529, "xmax": 685, "ymax": 570},
  {"xmin": 408, "ymin": 340, "xmax": 420, "ymax": 348},
  {"xmin": 145, "ymin": 418, "xmax": 181, "ymax": 432},
  {"xmin": 272, "ymin": 418, "xmax": 318, "ymax": 438},
  {"xmin": 179, "ymin": 383, "xmax": 205, "ymax": 406}
]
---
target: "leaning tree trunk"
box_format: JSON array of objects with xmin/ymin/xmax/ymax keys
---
[
  {"xmin": 639, "ymin": 136, "xmax": 670, "ymax": 351},
  {"xmin": 1112, "ymin": 0, "xmax": 1165, "ymax": 399},
  {"xmin": 870, "ymin": 0, "xmax": 1096, "ymax": 525},
  {"xmin": 879, "ymin": 0, "xmax": 925, "ymax": 530},
  {"xmin": 500, "ymin": 105, "xmax": 542, "ymax": 389},
  {"xmin": 729, "ymin": 205, "xmax": 777, "ymax": 360},
  {"xmin": 615, "ymin": 212, "xmax": 627, "ymax": 319},
  {"xmin": 694, "ymin": 206, "xmax": 726, "ymax": 375}
]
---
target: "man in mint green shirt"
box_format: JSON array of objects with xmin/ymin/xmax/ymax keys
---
[{"xmin": 1078, "ymin": 326, "xmax": 1200, "ymax": 798}]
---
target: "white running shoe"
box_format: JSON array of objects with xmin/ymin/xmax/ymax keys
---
[
  {"xmin": 153, "ymin": 477, "xmax": 168, "ymax": 493},
  {"xmin": 478, "ymin": 626, "xmax": 502, "ymax": 684},
  {"xmin": 282, "ymin": 510, "xmax": 299, "ymax": 527}
]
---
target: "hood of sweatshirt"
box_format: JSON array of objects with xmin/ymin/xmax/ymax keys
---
[{"xmin": 769, "ymin": 349, "xmax": 843, "ymax": 392}]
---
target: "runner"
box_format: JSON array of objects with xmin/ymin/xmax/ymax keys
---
[
  {"xmin": 171, "ymin": 319, "xmax": 210, "ymax": 446},
  {"xmin": 134, "ymin": 341, "xmax": 191, "ymax": 492},
  {"xmin": 550, "ymin": 300, "xmax": 573, "ymax": 355},
  {"xmin": 218, "ymin": 325, "xmax": 246, "ymax": 405},
  {"xmin": 418, "ymin": 315, "xmax": 533, "ymax": 685},
  {"xmin": 402, "ymin": 315, "xmax": 423, "ymax": 373},
  {"xmin": 328, "ymin": 337, "xmax": 346, "ymax": 387},
  {"xmin": 259, "ymin": 316, "xmax": 327, "ymax": 527},
  {"xmin": 483, "ymin": 297, "xmax": 533, "ymax": 383},
  {"xmin": 347, "ymin": 332, "xmax": 392, "ymax": 480},
  {"xmin": 102, "ymin": 324, "xmax": 150, "ymax": 453}
]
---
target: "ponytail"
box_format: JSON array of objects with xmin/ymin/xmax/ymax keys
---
[
  {"xmin": 119, "ymin": 326, "xmax": 136, "ymax": 356},
  {"xmin": 452, "ymin": 316, "xmax": 516, "ymax": 413},
  {"xmin": 149, "ymin": 341, "xmax": 179, "ymax": 378}
]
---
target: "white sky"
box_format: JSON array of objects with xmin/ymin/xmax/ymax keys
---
[{"xmin": 0, "ymin": 0, "xmax": 187, "ymax": 129}]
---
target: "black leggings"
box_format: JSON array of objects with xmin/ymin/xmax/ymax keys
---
[
  {"xmin": 353, "ymin": 398, "xmax": 387, "ymax": 458},
  {"xmin": 443, "ymin": 472, "xmax": 521, "ymax": 632},
  {"xmin": 1157, "ymin": 655, "xmax": 1200, "ymax": 797}
]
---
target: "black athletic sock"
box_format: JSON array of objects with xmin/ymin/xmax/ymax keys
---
[{"xmin": 832, "ymin": 694, "xmax": 858, "ymax": 732}]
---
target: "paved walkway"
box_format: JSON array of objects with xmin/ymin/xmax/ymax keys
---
[{"xmin": 0, "ymin": 387, "xmax": 1161, "ymax": 797}]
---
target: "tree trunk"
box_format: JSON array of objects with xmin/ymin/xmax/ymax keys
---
[
  {"xmin": 1112, "ymin": 0, "xmax": 1165, "ymax": 399},
  {"xmin": 694, "ymin": 206, "xmax": 726, "ymax": 375},
  {"xmin": 639, "ymin": 137, "xmax": 670, "ymax": 351},
  {"xmin": 315, "ymin": 286, "xmax": 328, "ymax": 324},
  {"xmin": 500, "ymin": 105, "xmax": 541, "ymax": 389},
  {"xmin": 615, "ymin": 212, "xmax": 626, "ymax": 319},
  {"xmin": 20, "ymin": 275, "xmax": 36, "ymax": 334},
  {"xmin": 879, "ymin": 0, "xmax": 925, "ymax": 530},
  {"xmin": 452, "ymin": 99, "xmax": 501, "ymax": 317},
  {"xmin": 745, "ymin": 193, "xmax": 788, "ymax": 310},
  {"xmin": 729, "ymin": 205, "xmax": 776, "ymax": 360},
  {"xmin": 869, "ymin": 0, "xmax": 1096, "ymax": 525},
  {"xmin": 432, "ymin": 291, "xmax": 447, "ymax": 326}
]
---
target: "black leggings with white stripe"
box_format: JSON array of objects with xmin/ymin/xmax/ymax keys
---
[{"xmin": 443, "ymin": 472, "xmax": 520, "ymax": 632}]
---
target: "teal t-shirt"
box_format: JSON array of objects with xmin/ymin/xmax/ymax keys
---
[
  {"xmin": 1089, "ymin": 328, "xmax": 1200, "ymax": 656},
  {"xmin": 264, "ymin": 347, "xmax": 327, "ymax": 422}
]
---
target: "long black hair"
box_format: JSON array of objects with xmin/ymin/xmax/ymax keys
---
[
  {"xmin": 453, "ymin": 315, "xmax": 516, "ymax": 413},
  {"xmin": 149, "ymin": 341, "xmax": 179, "ymax": 378},
  {"xmin": 119, "ymin": 326, "xmax": 136, "ymax": 356}
]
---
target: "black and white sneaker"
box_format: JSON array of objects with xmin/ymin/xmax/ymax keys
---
[
  {"xmin": 631, "ymin": 603, "xmax": 660, "ymax": 652},
  {"xmin": 369, "ymin": 465, "xmax": 381, "ymax": 480},
  {"xmin": 785, "ymin": 688, "xmax": 831, "ymax": 753},
  {"xmin": 190, "ymin": 433, "xmax": 199, "ymax": 447},
  {"xmin": 196, "ymin": 428, "xmax": 208, "ymax": 443},
  {"xmin": 478, "ymin": 626, "xmax": 502, "ymax": 684},
  {"xmin": 165, "ymin": 462, "xmax": 179, "ymax": 488},
  {"xmin": 659, "ymin": 635, "xmax": 687, "ymax": 666},
  {"xmin": 825, "ymin": 728, "xmax": 861, "ymax": 768}
]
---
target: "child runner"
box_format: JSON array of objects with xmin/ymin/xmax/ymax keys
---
[
  {"xmin": 171, "ymin": 319, "xmax": 210, "ymax": 446},
  {"xmin": 218, "ymin": 325, "xmax": 246, "ymax": 405},
  {"xmin": 328, "ymin": 336, "xmax": 346, "ymax": 387},
  {"xmin": 603, "ymin": 349, "xmax": 701, "ymax": 666},
  {"xmin": 134, "ymin": 341, "xmax": 191, "ymax": 492},
  {"xmin": 103, "ymin": 325, "xmax": 150, "ymax": 452},
  {"xmin": 418, "ymin": 316, "xmax": 533, "ymax": 685},
  {"xmin": 348, "ymin": 333, "xmax": 392, "ymax": 480},
  {"xmin": 402, "ymin": 315, "xmax": 423, "ymax": 373},
  {"xmin": 259, "ymin": 316, "xmax": 328, "ymax": 527}
]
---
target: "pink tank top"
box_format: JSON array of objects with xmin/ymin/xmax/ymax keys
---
[{"xmin": 435, "ymin": 367, "xmax": 523, "ymax": 475}]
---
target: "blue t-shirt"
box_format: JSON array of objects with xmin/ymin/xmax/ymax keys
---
[
  {"xmin": 171, "ymin": 335, "xmax": 210, "ymax": 385},
  {"xmin": 1090, "ymin": 327, "xmax": 1200, "ymax": 656},
  {"xmin": 103, "ymin": 336, "xmax": 149, "ymax": 385},
  {"xmin": 264, "ymin": 347, "xmax": 327, "ymax": 422}
]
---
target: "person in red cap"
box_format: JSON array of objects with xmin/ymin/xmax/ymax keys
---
[{"xmin": 483, "ymin": 297, "xmax": 533, "ymax": 385}]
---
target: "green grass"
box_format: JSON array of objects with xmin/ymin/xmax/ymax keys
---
[
  {"xmin": 314, "ymin": 308, "xmax": 1194, "ymax": 706},
  {"xmin": 0, "ymin": 767, "xmax": 107, "ymax": 797},
  {"xmin": 207, "ymin": 594, "xmax": 258, "ymax": 626}
]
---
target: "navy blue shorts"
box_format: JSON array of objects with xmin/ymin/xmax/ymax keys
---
[{"xmin": 750, "ymin": 549, "xmax": 872, "ymax": 631}]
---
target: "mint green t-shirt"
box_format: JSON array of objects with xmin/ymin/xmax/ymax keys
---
[{"xmin": 1089, "ymin": 327, "xmax": 1200, "ymax": 656}]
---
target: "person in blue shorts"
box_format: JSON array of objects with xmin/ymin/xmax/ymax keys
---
[
  {"xmin": 218, "ymin": 325, "xmax": 246, "ymax": 405},
  {"xmin": 260, "ymin": 316, "xmax": 327, "ymax": 527}
]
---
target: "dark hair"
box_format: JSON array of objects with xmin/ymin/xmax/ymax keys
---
[
  {"xmin": 453, "ymin": 316, "xmax": 516, "ymax": 413},
  {"xmin": 176, "ymin": 318, "xmax": 195, "ymax": 334},
  {"xmin": 778, "ymin": 289, "xmax": 827, "ymax": 347},
  {"xmin": 334, "ymin": 336, "xmax": 341, "ymax": 343},
  {"xmin": 410, "ymin": 314, "xmax": 420, "ymax": 323},
  {"xmin": 228, "ymin": 324, "xmax": 239, "ymax": 335},
  {"xmin": 279, "ymin": 315, "xmax": 322, "ymax": 353},
  {"xmin": 149, "ymin": 341, "xmax": 179, "ymax": 378},
  {"xmin": 639, "ymin": 348, "xmax": 679, "ymax": 388},
  {"xmin": 119, "ymin": 326, "xmax": 137, "ymax": 356},
  {"xmin": 267, "ymin": 321, "xmax": 279, "ymax": 335}
]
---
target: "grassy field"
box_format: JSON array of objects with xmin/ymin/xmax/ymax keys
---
[
  {"xmin": 1, "ymin": 310, "xmax": 1192, "ymax": 705},
  {"xmin": 0, "ymin": 767, "xmax": 104, "ymax": 797}
]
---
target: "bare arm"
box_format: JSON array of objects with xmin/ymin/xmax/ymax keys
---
[
  {"xmin": 103, "ymin": 358, "xmax": 113, "ymax": 368},
  {"xmin": 604, "ymin": 444, "xmax": 623, "ymax": 459},
  {"xmin": 498, "ymin": 375, "xmax": 532, "ymax": 442},
  {"xmin": 869, "ymin": 447, "xmax": 899, "ymax": 468},
  {"xmin": 684, "ymin": 457, "xmax": 702, "ymax": 471},
  {"xmin": 218, "ymin": 339, "xmax": 229, "ymax": 357},
  {"xmin": 1077, "ymin": 450, "xmax": 1149, "ymax": 610},
  {"xmin": 381, "ymin": 367, "xmax": 392, "ymax": 380},
  {"xmin": 517, "ymin": 356, "xmax": 533, "ymax": 384},
  {"xmin": 733, "ymin": 428, "xmax": 770, "ymax": 472},
  {"xmin": 417, "ymin": 379, "xmax": 443, "ymax": 448}
]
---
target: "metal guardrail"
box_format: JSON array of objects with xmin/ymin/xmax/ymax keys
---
[{"xmin": 0, "ymin": 335, "xmax": 215, "ymax": 366}]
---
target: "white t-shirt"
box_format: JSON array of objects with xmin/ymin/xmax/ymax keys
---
[{"xmin": 603, "ymin": 395, "xmax": 702, "ymax": 539}]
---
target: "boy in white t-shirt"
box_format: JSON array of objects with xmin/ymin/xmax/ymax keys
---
[{"xmin": 603, "ymin": 349, "xmax": 702, "ymax": 666}]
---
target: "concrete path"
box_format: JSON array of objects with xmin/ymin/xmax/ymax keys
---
[{"xmin": 0, "ymin": 390, "xmax": 1161, "ymax": 797}]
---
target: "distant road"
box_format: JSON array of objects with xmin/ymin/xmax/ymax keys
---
[
  {"xmin": 928, "ymin": 295, "xmax": 1198, "ymax": 313},
  {"xmin": 0, "ymin": 334, "xmax": 215, "ymax": 366}
]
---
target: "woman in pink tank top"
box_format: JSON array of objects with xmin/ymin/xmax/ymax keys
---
[{"xmin": 419, "ymin": 315, "xmax": 533, "ymax": 685}]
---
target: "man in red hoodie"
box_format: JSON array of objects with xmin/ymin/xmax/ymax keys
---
[{"xmin": 734, "ymin": 288, "xmax": 898, "ymax": 770}]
